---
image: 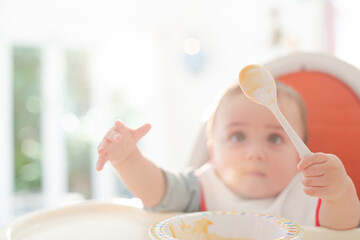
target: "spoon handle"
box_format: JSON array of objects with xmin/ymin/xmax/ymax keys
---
[{"xmin": 269, "ymin": 104, "xmax": 312, "ymax": 159}]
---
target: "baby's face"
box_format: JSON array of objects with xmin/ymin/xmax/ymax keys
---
[{"xmin": 210, "ymin": 92, "xmax": 304, "ymax": 198}]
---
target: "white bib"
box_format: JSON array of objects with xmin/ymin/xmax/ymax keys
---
[{"xmin": 197, "ymin": 163, "xmax": 319, "ymax": 226}]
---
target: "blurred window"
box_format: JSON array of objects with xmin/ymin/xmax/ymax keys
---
[
  {"xmin": 9, "ymin": 46, "xmax": 139, "ymax": 221},
  {"xmin": 65, "ymin": 50, "xmax": 92, "ymax": 198},
  {"xmin": 13, "ymin": 46, "xmax": 42, "ymax": 193}
]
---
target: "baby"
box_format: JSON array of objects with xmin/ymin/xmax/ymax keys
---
[{"xmin": 97, "ymin": 82, "xmax": 359, "ymax": 230}]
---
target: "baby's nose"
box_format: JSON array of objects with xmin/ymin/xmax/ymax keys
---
[{"xmin": 245, "ymin": 145, "xmax": 266, "ymax": 161}]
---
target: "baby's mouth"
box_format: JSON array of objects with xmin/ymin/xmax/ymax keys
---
[{"xmin": 243, "ymin": 171, "xmax": 266, "ymax": 177}]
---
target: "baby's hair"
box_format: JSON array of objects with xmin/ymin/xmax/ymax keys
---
[{"xmin": 206, "ymin": 81, "xmax": 308, "ymax": 146}]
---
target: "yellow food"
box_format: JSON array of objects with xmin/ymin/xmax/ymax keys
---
[{"xmin": 169, "ymin": 217, "xmax": 253, "ymax": 240}]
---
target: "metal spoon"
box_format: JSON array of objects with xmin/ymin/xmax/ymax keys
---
[{"xmin": 238, "ymin": 64, "xmax": 311, "ymax": 158}]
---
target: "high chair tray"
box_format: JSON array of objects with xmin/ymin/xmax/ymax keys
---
[
  {"xmin": 0, "ymin": 201, "xmax": 177, "ymax": 240},
  {"xmin": 0, "ymin": 200, "xmax": 359, "ymax": 240}
]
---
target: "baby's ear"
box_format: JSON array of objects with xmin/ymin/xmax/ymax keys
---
[{"xmin": 207, "ymin": 141, "xmax": 214, "ymax": 162}]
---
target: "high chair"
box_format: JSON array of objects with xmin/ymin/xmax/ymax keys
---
[
  {"xmin": 0, "ymin": 53, "xmax": 360, "ymax": 240},
  {"xmin": 1, "ymin": 52, "xmax": 359, "ymax": 240},
  {"xmin": 188, "ymin": 51, "xmax": 360, "ymax": 200}
]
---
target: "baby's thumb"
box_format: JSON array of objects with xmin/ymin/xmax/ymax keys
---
[{"xmin": 133, "ymin": 123, "xmax": 151, "ymax": 141}]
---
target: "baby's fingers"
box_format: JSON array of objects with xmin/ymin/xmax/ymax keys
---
[
  {"xmin": 105, "ymin": 128, "xmax": 122, "ymax": 142},
  {"xmin": 302, "ymin": 163, "xmax": 326, "ymax": 177},
  {"xmin": 298, "ymin": 153, "xmax": 326, "ymax": 171},
  {"xmin": 302, "ymin": 175, "xmax": 329, "ymax": 199},
  {"xmin": 96, "ymin": 153, "xmax": 108, "ymax": 171},
  {"xmin": 97, "ymin": 139, "xmax": 110, "ymax": 154},
  {"xmin": 302, "ymin": 174, "xmax": 328, "ymax": 198},
  {"xmin": 303, "ymin": 186, "xmax": 325, "ymax": 198},
  {"xmin": 302, "ymin": 175, "xmax": 327, "ymax": 187},
  {"xmin": 97, "ymin": 129, "xmax": 122, "ymax": 155}
]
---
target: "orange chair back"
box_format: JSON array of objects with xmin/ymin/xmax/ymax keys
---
[{"xmin": 278, "ymin": 71, "xmax": 360, "ymax": 200}]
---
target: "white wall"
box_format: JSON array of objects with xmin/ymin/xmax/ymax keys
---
[
  {"xmin": 334, "ymin": 0, "xmax": 360, "ymax": 67},
  {"xmin": 1, "ymin": 0, "xmax": 334, "ymax": 170},
  {"xmin": 143, "ymin": 0, "xmax": 333, "ymax": 170}
]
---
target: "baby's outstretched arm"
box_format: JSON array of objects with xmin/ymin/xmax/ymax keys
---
[
  {"xmin": 97, "ymin": 120, "xmax": 166, "ymax": 207},
  {"xmin": 298, "ymin": 153, "xmax": 360, "ymax": 229}
]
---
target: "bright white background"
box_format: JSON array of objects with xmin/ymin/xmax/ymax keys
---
[{"xmin": 1, "ymin": 0, "xmax": 360, "ymax": 226}]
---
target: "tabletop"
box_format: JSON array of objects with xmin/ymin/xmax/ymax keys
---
[{"xmin": 0, "ymin": 199, "xmax": 359, "ymax": 240}]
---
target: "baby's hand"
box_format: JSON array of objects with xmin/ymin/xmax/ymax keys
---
[
  {"xmin": 96, "ymin": 120, "xmax": 151, "ymax": 171},
  {"xmin": 297, "ymin": 153, "xmax": 351, "ymax": 202}
]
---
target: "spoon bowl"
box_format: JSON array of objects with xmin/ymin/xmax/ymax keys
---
[
  {"xmin": 238, "ymin": 64, "xmax": 277, "ymax": 106},
  {"xmin": 238, "ymin": 64, "xmax": 312, "ymax": 158}
]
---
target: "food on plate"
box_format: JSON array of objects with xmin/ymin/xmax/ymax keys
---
[{"xmin": 169, "ymin": 217, "xmax": 254, "ymax": 240}]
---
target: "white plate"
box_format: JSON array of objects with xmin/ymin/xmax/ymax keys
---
[{"xmin": 150, "ymin": 211, "xmax": 304, "ymax": 240}]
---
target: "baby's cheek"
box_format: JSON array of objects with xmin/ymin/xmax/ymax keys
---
[{"xmin": 270, "ymin": 163, "xmax": 298, "ymax": 185}]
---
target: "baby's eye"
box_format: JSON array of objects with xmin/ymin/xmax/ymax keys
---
[
  {"xmin": 268, "ymin": 133, "xmax": 283, "ymax": 144},
  {"xmin": 230, "ymin": 132, "xmax": 246, "ymax": 142}
]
